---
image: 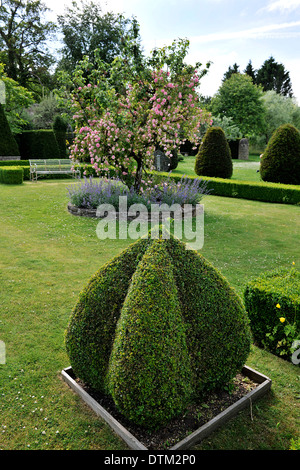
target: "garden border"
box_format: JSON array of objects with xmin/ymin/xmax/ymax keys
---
[
  {"xmin": 67, "ymin": 202, "xmax": 197, "ymax": 219},
  {"xmin": 153, "ymin": 171, "xmax": 300, "ymax": 205},
  {"xmin": 61, "ymin": 365, "xmax": 272, "ymax": 451}
]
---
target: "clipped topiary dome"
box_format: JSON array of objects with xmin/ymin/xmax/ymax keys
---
[
  {"xmin": 195, "ymin": 126, "xmax": 233, "ymax": 179},
  {"xmin": 260, "ymin": 123, "xmax": 300, "ymax": 185},
  {"xmin": 65, "ymin": 234, "xmax": 251, "ymax": 429}
]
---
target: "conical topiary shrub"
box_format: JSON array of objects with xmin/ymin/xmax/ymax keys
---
[
  {"xmin": 108, "ymin": 241, "xmax": 193, "ymax": 428},
  {"xmin": 195, "ymin": 126, "xmax": 233, "ymax": 178},
  {"xmin": 0, "ymin": 103, "xmax": 20, "ymax": 157},
  {"xmin": 65, "ymin": 234, "xmax": 251, "ymax": 429},
  {"xmin": 260, "ymin": 124, "xmax": 300, "ymax": 185},
  {"xmin": 52, "ymin": 115, "xmax": 67, "ymax": 157}
]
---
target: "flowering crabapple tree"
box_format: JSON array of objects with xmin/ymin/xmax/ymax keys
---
[{"xmin": 68, "ymin": 38, "xmax": 212, "ymax": 190}]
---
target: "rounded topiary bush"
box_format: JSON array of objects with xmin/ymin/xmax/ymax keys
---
[
  {"xmin": 195, "ymin": 126, "xmax": 233, "ymax": 179},
  {"xmin": 65, "ymin": 234, "xmax": 251, "ymax": 429},
  {"xmin": 260, "ymin": 124, "xmax": 300, "ymax": 185}
]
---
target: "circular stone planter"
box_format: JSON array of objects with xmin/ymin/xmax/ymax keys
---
[{"xmin": 67, "ymin": 202, "xmax": 198, "ymax": 220}]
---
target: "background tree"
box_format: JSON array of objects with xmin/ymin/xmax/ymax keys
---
[
  {"xmin": 256, "ymin": 56, "xmax": 293, "ymax": 97},
  {"xmin": 222, "ymin": 62, "xmax": 240, "ymax": 82},
  {"xmin": 244, "ymin": 60, "xmax": 256, "ymax": 82},
  {"xmin": 210, "ymin": 73, "xmax": 266, "ymax": 137},
  {"xmin": 262, "ymin": 90, "xmax": 300, "ymax": 142},
  {"xmin": 57, "ymin": 0, "xmax": 142, "ymax": 73},
  {"xmin": 0, "ymin": 63, "xmax": 35, "ymax": 133},
  {"xmin": 0, "ymin": 0, "xmax": 57, "ymax": 98}
]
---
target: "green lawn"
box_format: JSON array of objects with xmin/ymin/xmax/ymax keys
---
[
  {"xmin": 175, "ymin": 154, "xmax": 261, "ymax": 182},
  {"xmin": 0, "ymin": 178, "xmax": 299, "ymax": 450}
]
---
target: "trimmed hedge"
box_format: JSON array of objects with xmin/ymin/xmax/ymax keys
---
[
  {"xmin": 152, "ymin": 171, "xmax": 300, "ymax": 205},
  {"xmin": 0, "ymin": 160, "xmax": 30, "ymax": 180},
  {"xmin": 244, "ymin": 267, "xmax": 300, "ymax": 355},
  {"xmin": 0, "ymin": 104, "xmax": 20, "ymax": 157},
  {"xmin": 0, "ymin": 166, "xmax": 23, "ymax": 184},
  {"xmin": 65, "ymin": 234, "xmax": 251, "ymax": 429},
  {"xmin": 15, "ymin": 130, "xmax": 60, "ymax": 160}
]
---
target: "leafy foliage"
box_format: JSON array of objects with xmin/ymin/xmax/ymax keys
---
[
  {"xmin": 261, "ymin": 91, "xmax": 300, "ymax": 141},
  {"xmin": 0, "ymin": 0, "xmax": 57, "ymax": 97},
  {"xmin": 0, "ymin": 63, "xmax": 35, "ymax": 133},
  {"xmin": 210, "ymin": 74, "xmax": 266, "ymax": 137},
  {"xmin": 57, "ymin": 1, "xmax": 141, "ymax": 73}
]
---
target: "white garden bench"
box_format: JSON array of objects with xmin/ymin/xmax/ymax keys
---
[{"xmin": 29, "ymin": 159, "xmax": 81, "ymax": 181}]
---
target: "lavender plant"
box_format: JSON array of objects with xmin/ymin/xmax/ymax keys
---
[
  {"xmin": 67, "ymin": 175, "xmax": 210, "ymax": 210},
  {"xmin": 147, "ymin": 175, "xmax": 211, "ymax": 206}
]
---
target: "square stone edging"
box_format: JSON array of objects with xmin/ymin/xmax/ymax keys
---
[{"xmin": 61, "ymin": 365, "xmax": 272, "ymax": 451}]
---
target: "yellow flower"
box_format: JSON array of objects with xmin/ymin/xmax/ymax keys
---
[
  {"xmin": 279, "ymin": 317, "xmax": 285, "ymax": 323},
  {"xmin": 292, "ymin": 261, "xmax": 295, "ymax": 265},
  {"xmin": 276, "ymin": 303, "xmax": 281, "ymax": 309}
]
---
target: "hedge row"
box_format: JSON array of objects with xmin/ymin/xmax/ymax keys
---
[
  {"xmin": 1, "ymin": 160, "xmax": 299, "ymax": 205},
  {"xmin": 14, "ymin": 130, "xmax": 64, "ymax": 160},
  {"xmin": 244, "ymin": 267, "xmax": 300, "ymax": 359},
  {"xmin": 152, "ymin": 171, "xmax": 300, "ymax": 205},
  {"xmin": 0, "ymin": 166, "xmax": 23, "ymax": 184}
]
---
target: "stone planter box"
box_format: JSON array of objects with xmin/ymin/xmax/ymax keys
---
[{"xmin": 61, "ymin": 365, "xmax": 271, "ymax": 451}]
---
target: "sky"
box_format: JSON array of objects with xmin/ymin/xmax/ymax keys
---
[{"xmin": 44, "ymin": 0, "xmax": 300, "ymax": 103}]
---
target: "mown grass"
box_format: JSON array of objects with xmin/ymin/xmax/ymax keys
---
[
  {"xmin": 0, "ymin": 178, "xmax": 299, "ymax": 450},
  {"xmin": 175, "ymin": 154, "xmax": 261, "ymax": 183}
]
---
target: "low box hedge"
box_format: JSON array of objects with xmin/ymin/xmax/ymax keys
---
[
  {"xmin": 152, "ymin": 171, "xmax": 300, "ymax": 205},
  {"xmin": 0, "ymin": 166, "xmax": 24, "ymax": 184},
  {"xmin": 244, "ymin": 267, "xmax": 300, "ymax": 358}
]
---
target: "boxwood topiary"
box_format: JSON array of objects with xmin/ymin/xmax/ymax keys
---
[
  {"xmin": 107, "ymin": 241, "xmax": 193, "ymax": 428},
  {"xmin": 65, "ymin": 234, "xmax": 251, "ymax": 429},
  {"xmin": 244, "ymin": 267, "xmax": 300, "ymax": 352},
  {"xmin": 0, "ymin": 166, "xmax": 23, "ymax": 184},
  {"xmin": 260, "ymin": 124, "xmax": 300, "ymax": 185},
  {"xmin": 195, "ymin": 126, "xmax": 233, "ymax": 179}
]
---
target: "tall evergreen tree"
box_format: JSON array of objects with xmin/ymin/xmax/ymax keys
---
[
  {"xmin": 244, "ymin": 60, "xmax": 256, "ymax": 82},
  {"xmin": 222, "ymin": 63, "xmax": 240, "ymax": 82},
  {"xmin": 256, "ymin": 56, "xmax": 293, "ymax": 97}
]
